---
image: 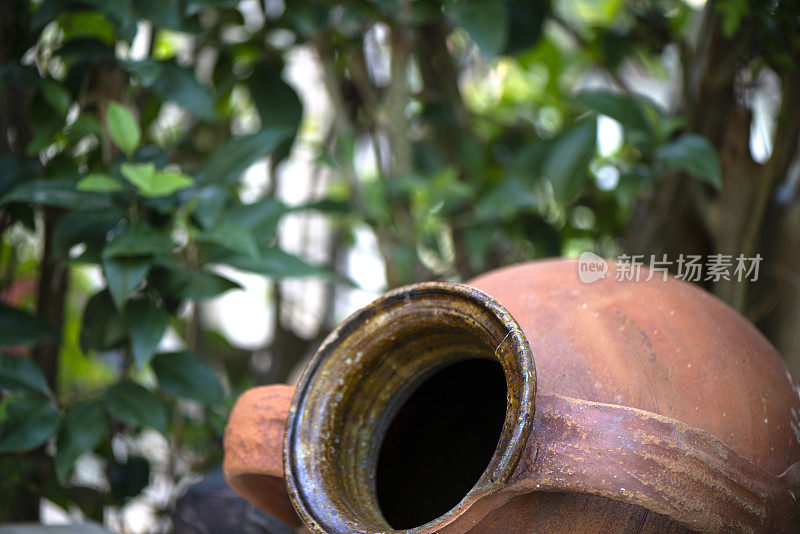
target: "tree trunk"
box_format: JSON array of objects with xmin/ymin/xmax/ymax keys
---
[
  {"xmin": 624, "ymin": 8, "xmax": 800, "ymax": 374},
  {"xmin": 32, "ymin": 210, "xmax": 68, "ymax": 391}
]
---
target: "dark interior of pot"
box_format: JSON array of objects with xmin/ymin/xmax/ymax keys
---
[{"xmin": 376, "ymin": 357, "xmax": 507, "ymax": 529}]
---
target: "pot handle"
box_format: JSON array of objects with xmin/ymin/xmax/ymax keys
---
[
  {"xmin": 223, "ymin": 384, "xmax": 300, "ymax": 527},
  {"xmin": 510, "ymin": 393, "xmax": 800, "ymax": 533}
]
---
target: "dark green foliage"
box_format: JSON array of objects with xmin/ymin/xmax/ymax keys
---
[
  {"xmin": 54, "ymin": 400, "xmax": 109, "ymax": 483},
  {"xmin": 0, "ymin": 397, "xmax": 61, "ymax": 453},
  {"xmin": 0, "ymin": 354, "xmax": 52, "ymax": 396},
  {"xmin": 108, "ymin": 456, "xmax": 150, "ymax": 503},
  {"xmin": 152, "ymin": 351, "xmax": 225, "ymax": 405},
  {"xmin": 8, "ymin": 0, "xmax": 786, "ymax": 526},
  {"xmin": 0, "ymin": 0, "xmax": 335, "ymax": 515},
  {"xmin": 0, "ymin": 306, "xmax": 55, "ymax": 349},
  {"xmin": 105, "ymin": 382, "xmax": 168, "ymax": 436}
]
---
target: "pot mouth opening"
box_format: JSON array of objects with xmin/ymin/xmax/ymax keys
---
[
  {"xmin": 376, "ymin": 357, "xmax": 507, "ymax": 529},
  {"xmin": 284, "ymin": 282, "xmax": 535, "ymax": 534}
]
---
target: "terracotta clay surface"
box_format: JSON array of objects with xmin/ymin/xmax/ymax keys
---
[
  {"xmin": 222, "ymin": 384, "xmax": 299, "ymax": 527},
  {"xmin": 223, "ymin": 259, "xmax": 800, "ymax": 533},
  {"xmin": 505, "ymin": 393, "xmax": 799, "ymax": 533},
  {"xmin": 469, "ymin": 259, "xmax": 800, "ymax": 475}
]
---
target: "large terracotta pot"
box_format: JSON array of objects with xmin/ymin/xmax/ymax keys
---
[{"xmin": 223, "ymin": 259, "xmax": 800, "ymax": 533}]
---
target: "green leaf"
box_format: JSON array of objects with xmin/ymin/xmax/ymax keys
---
[
  {"xmin": 61, "ymin": 486, "xmax": 106, "ymax": 522},
  {"xmin": 56, "ymin": 0, "xmax": 137, "ymax": 42},
  {"xmin": 121, "ymin": 163, "xmax": 193, "ymax": 197},
  {"xmin": 103, "ymin": 222, "xmax": 175, "ymax": 258},
  {"xmin": 574, "ymin": 90, "xmax": 652, "ymax": 143},
  {"xmin": 122, "ymin": 59, "xmax": 163, "ymax": 87},
  {"xmin": 106, "ymin": 102, "xmax": 140, "ymax": 156},
  {"xmin": 55, "ymin": 37, "xmax": 115, "ymax": 60},
  {"xmin": 152, "ymin": 351, "xmax": 224, "ymax": 405},
  {"xmin": 717, "ymin": 0, "xmax": 749, "ymax": 38},
  {"xmin": 103, "ymin": 257, "xmax": 152, "ymax": 309},
  {"xmin": 656, "ymin": 134, "xmax": 721, "ymax": 189},
  {"xmin": 249, "ymin": 61, "xmax": 303, "ymax": 132},
  {"xmin": 125, "ymin": 300, "xmax": 169, "ymax": 368},
  {"xmin": 156, "ymin": 269, "xmax": 242, "ymax": 301},
  {"xmin": 0, "ymin": 155, "xmax": 39, "ymax": 199},
  {"xmin": 132, "ymin": 0, "xmax": 183, "ymax": 30},
  {"xmin": 80, "ymin": 291, "xmax": 127, "ymax": 353},
  {"xmin": 185, "ymin": 185, "xmax": 228, "ymax": 228},
  {"xmin": 105, "ymin": 382, "xmax": 168, "ymax": 436},
  {"xmin": 109, "ymin": 456, "xmax": 150, "ymax": 503},
  {"xmin": 180, "ymin": 271, "xmax": 242, "ymax": 300},
  {"xmin": 447, "ymin": 0, "xmax": 508, "ymax": 58},
  {"xmin": 30, "ymin": 0, "xmax": 67, "ymax": 29},
  {"xmin": 0, "ymin": 304, "xmax": 54, "ymax": 347},
  {"xmin": 0, "ymin": 397, "xmax": 60, "ymax": 453},
  {"xmin": 124, "ymin": 60, "xmax": 216, "ymax": 120},
  {"xmin": 53, "ymin": 208, "xmax": 121, "ymax": 259},
  {"xmin": 150, "ymin": 170, "xmax": 194, "ymax": 197},
  {"xmin": 0, "ymin": 354, "xmax": 51, "ymax": 396},
  {"xmin": 194, "ymin": 127, "xmax": 294, "ymax": 185},
  {"xmin": 26, "ymin": 115, "xmax": 62, "ymax": 156},
  {"xmin": 296, "ymin": 198, "xmax": 352, "ymax": 215},
  {"xmin": 542, "ymin": 119, "xmax": 597, "ymax": 202},
  {"xmin": 54, "ymin": 400, "xmax": 108, "ymax": 484},
  {"xmin": 476, "ymin": 180, "xmax": 539, "ymax": 220},
  {"xmin": 185, "ymin": 0, "xmax": 239, "ymax": 15},
  {"xmin": 463, "ymin": 224, "xmax": 494, "ymax": 271},
  {"xmin": 156, "ymin": 62, "xmax": 216, "ymax": 121},
  {"xmin": 77, "ymin": 172, "xmax": 123, "ymax": 192},
  {"xmin": 119, "ymin": 162, "xmax": 154, "ymax": 190},
  {"xmin": 58, "ymin": 11, "xmax": 117, "ymax": 43},
  {"xmin": 217, "ymin": 198, "xmax": 289, "ymax": 234},
  {"xmin": 504, "ymin": 0, "xmax": 550, "ymax": 54},
  {"xmin": 66, "ymin": 113, "xmax": 104, "ymax": 143},
  {"xmin": 42, "ymin": 80, "xmax": 72, "ymax": 118},
  {"xmin": 197, "ymin": 223, "xmax": 259, "ymax": 257},
  {"xmin": 224, "ymin": 248, "xmax": 330, "ymax": 279},
  {"xmin": 1, "ymin": 176, "xmax": 111, "ymax": 209}
]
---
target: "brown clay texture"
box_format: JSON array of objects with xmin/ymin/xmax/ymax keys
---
[
  {"xmin": 222, "ymin": 384, "xmax": 300, "ymax": 527},
  {"xmin": 224, "ymin": 259, "xmax": 800, "ymax": 533},
  {"xmin": 469, "ymin": 259, "xmax": 800, "ymax": 475}
]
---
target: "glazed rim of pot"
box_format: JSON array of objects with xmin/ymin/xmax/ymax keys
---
[{"xmin": 283, "ymin": 281, "xmax": 536, "ymax": 533}]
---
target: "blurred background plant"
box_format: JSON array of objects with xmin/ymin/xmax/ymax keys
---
[{"xmin": 0, "ymin": 0, "xmax": 798, "ymax": 531}]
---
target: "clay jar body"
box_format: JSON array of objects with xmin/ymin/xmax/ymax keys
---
[{"xmin": 224, "ymin": 259, "xmax": 800, "ymax": 533}]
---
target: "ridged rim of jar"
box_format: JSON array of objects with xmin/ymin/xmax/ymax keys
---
[{"xmin": 283, "ymin": 282, "xmax": 536, "ymax": 533}]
